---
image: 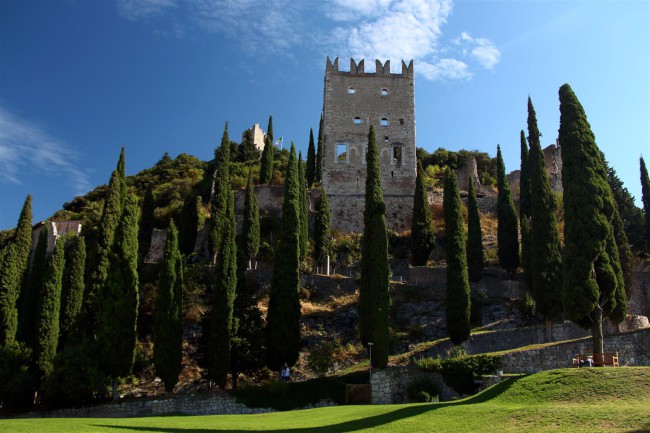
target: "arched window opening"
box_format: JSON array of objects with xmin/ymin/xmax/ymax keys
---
[{"xmin": 380, "ymin": 118, "xmax": 389, "ymax": 127}]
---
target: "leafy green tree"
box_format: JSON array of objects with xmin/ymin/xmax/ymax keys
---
[
  {"xmin": 411, "ymin": 161, "xmax": 436, "ymax": 266},
  {"xmin": 359, "ymin": 125, "xmax": 390, "ymax": 368},
  {"xmin": 0, "ymin": 195, "xmax": 32, "ymax": 346},
  {"xmin": 178, "ymin": 194, "xmax": 199, "ymax": 256},
  {"xmin": 496, "ymin": 145, "xmax": 520, "ymax": 274},
  {"xmin": 154, "ymin": 220, "xmax": 184, "ymax": 393},
  {"xmin": 209, "ymin": 122, "xmax": 231, "ymax": 263},
  {"xmin": 443, "ymin": 167, "xmax": 471, "ymax": 345},
  {"xmin": 528, "ymin": 97, "xmax": 562, "ymax": 340},
  {"xmin": 18, "ymin": 226, "xmax": 48, "ymax": 347},
  {"xmin": 242, "ymin": 169, "xmax": 260, "ymax": 269},
  {"xmin": 559, "ymin": 83, "xmax": 626, "ymax": 355},
  {"xmin": 315, "ymin": 114, "xmax": 324, "ymax": 183},
  {"xmin": 138, "ymin": 185, "xmax": 155, "ymax": 263},
  {"xmin": 306, "ymin": 128, "xmax": 316, "ymax": 187},
  {"xmin": 239, "ymin": 129, "xmax": 261, "ymax": 163},
  {"xmin": 313, "ymin": 186, "xmax": 331, "ymax": 272},
  {"xmin": 260, "ymin": 135, "xmax": 274, "ymax": 185},
  {"xmin": 266, "ymin": 144, "xmax": 301, "ymax": 371},
  {"xmin": 466, "ymin": 177, "xmax": 484, "ymax": 282},
  {"xmin": 298, "ymin": 150, "xmax": 309, "ymax": 262},
  {"xmin": 641, "ymin": 156, "xmax": 650, "ymax": 249},
  {"xmin": 96, "ymin": 194, "xmax": 140, "ymax": 400},
  {"xmin": 208, "ymin": 191, "xmax": 237, "ymax": 388},
  {"xmin": 58, "ymin": 235, "xmax": 86, "ymax": 350},
  {"xmin": 519, "ymin": 130, "xmax": 533, "ymax": 290}
]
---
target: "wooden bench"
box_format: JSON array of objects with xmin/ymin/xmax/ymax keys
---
[
  {"xmin": 572, "ymin": 354, "xmax": 593, "ymax": 367},
  {"xmin": 592, "ymin": 352, "xmax": 619, "ymax": 367}
]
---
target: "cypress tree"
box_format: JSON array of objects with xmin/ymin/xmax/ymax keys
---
[
  {"xmin": 607, "ymin": 163, "xmax": 644, "ymax": 249},
  {"xmin": 466, "ymin": 177, "xmax": 484, "ymax": 282},
  {"xmin": 18, "ymin": 226, "xmax": 48, "ymax": 347},
  {"xmin": 444, "ymin": 167, "xmax": 471, "ymax": 345},
  {"xmin": 58, "ymin": 235, "xmax": 86, "ymax": 350},
  {"xmin": 641, "ymin": 157, "xmax": 650, "ymax": 249},
  {"xmin": 116, "ymin": 146, "xmax": 128, "ymax": 210},
  {"xmin": 242, "ymin": 169, "xmax": 260, "ymax": 269},
  {"xmin": 96, "ymin": 194, "xmax": 140, "ymax": 400},
  {"xmin": 260, "ymin": 134, "xmax": 274, "ymax": 185},
  {"xmin": 209, "ymin": 122, "xmax": 231, "ymax": 263},
  {"xmin": 208, "ymin": 191, "xmax": 237, "ymax": 388},
  {"xmin": 178, "ymin": 194, "xmax": 199, "ymax": 256},
  {"xmin": 411, "ymin": 161, "xmax": 436, "ymax": 266},
  {"xmin": 315, "ymin": 114, "xmax": 324, "ymax": 183},
  {"xmin": 154, "ymin": 220, "xmax": 184, "ymax": 393},
  {"xmin": 306, "ymin": 128, "xmax": 316, "ymax": 187},
  {"xmin": 138, "ymin": 185, "xmax": 155, "ymax": 263},
  {"xmin": 359, "ymin": 125, "xmax": 390, "ymax": 368},
  {"xmin": 313, "ymin": 185, "xmax": 331, "ymax": 272},
  {"xmin": 298, "ymin": 150, "xmax": 309, "ymax": 262},
  {"xmin": 266, "ymin": 144, "xmax": 301, "ymax": 371},
  {"xmin": 496, "ymin": 145, "xmax": 520, "ymax": 274},
  {"xmin": 528, "ymin": 97, "xmax": 563, "ymax": 340},
  {"xmin": 559, "ymin": 83, "xmax": 626, "ymax": 355},
  {"xmin": 0, "ymin": 194, "xmax": 33, "ymax": 346},
  {"xmin": 267, "ymin": 115, "xmax": 274, "ymax": 144},
  {"xmin": 519, "ymin": 130, "xmax": 533, "ymax": 290},
  {"xmin": 34, "ymin": 237, "xmax": 66, "ymax": 383},
  {"xmin": 239, "ymin": 129, "xmax": 261, "ymax": 162}
]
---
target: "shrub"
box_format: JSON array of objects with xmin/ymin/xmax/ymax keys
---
[
  {"xmin": 307, "ymin": 340, "xmax": 338, "ymax": 377},
  {"xmin": 407, "ymin": 376, "xmax": 441, "ymax": 402},
  {"xmin": 416, "ymin": 353, "xmax": 501, "ymax": 395},
  {"xmin": 523, "ymin": 293, "xmax": 536, "ymax": 317}
]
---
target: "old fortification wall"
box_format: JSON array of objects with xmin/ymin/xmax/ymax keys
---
[{"xmin": 370, "ymin": 366, "xmax": 459, "ymax": 404}]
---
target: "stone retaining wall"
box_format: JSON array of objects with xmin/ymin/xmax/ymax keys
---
[{"xmin": 370, "ymin": 366, "xmax": 458, "ymax": 404}]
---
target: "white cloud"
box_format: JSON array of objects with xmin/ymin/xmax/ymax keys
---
[
  {"xmin": 0, "ymin": 107, "xmax": 91, "ymax": 195},
  {"xmin": 455, "ymin": 31, "xmax": 501, "ymax": 70},
  {"xmin": 419, "ymin": 58, "xmax": 472, "ymax": 81},
  {"xmin": 117, "ymin": 0, "xmax": 176, "ymax": 21}
]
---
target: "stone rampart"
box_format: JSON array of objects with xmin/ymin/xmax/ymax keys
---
[{"xmin": 370, "ymin": 366, "xmax": 458, "ymax": 404}]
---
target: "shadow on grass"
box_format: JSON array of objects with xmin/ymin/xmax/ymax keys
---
[{"xmin": 95, "ymin": 377, "xmax": 525, "ymax": 433}]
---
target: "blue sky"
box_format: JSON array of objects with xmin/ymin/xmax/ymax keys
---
[{"xmin": 1, "ymin": 0, "xmax": 648, "ymax": 229}]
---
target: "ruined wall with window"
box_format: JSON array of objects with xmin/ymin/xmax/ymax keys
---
[{"xmin": 322, "ymin": 57, "xmax": 417, "ymax": 232}]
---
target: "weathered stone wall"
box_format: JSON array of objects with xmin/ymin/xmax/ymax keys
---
[
  {"xmin": 628, "ymin": 263, "xmax": 650, "ymax": 317},
  {"xmin": 31, "ymin": 220, "xmax": 83, "ymax": 254},
  {"xmin": 327, "ymin": 194, "xmax": 413, "ymax": 233},
  {"xmin": 370, "ymin": 366, "xmax": 458, "ymax": 404},
  {"xmin": 144, "ymin": 228, "xmax": 167, "ymax": 264}
]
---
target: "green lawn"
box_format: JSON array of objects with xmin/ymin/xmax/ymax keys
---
[{"xmin": 3, "ymin": 368, "xmax": 649, "ymax": 433}]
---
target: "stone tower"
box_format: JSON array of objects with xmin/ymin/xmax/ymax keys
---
[{"xmin": 321, "ymin": 57, "xmax": 417, "ymax": 232}]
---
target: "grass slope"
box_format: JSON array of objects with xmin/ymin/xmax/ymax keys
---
[{"xmin": 3, "ymin": 368, "xmax": 649, "ymax": 433}]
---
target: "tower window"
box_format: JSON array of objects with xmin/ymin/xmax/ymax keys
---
[
  {"xmin": 354, "ymin": 117, "xmax": 362, "ymax": 125},
  {"xmin": 399, "ymin": 118, "xmax": 405, "ymax": 125},
  {"xmin": 380, "ymin": 118, "xmax": 389, "ymax": 127},
  {"xmin": 392, "ymin": 145, "xmax": 403, "ymax": 166},
  {"xmin": 381, "ymin": 88, "xmax": 388, "ymax": 96},
  {"xmin": 384, "ymin": 136, "xmax": 389, "ymax": 143},
  {"xmin": 348, "ymin": 87, "xmax": 356, "ymax": 94},
  {"xmin": 336, "ymin": 143, "xmax": 348, "ymax": 163}
]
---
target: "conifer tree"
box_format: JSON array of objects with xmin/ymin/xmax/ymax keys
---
[
  {"xmin": 306, "ymin": 128, "xmax": 316, "ymax": 187},
  {"xmin": 267, "ymin": 115, "xmax": 274, "ymax": 144},
  {"xmin": 559, "ymin": 83, "xmax": 626, "ymax": 354},
  {"xmin": 466, "ymin": 177, "xmax": 484, "ymax": 282},
  {"xmin": 315, "ymin": 114, "xmax": 324, "ymax": 183},
  {"xmin": 178, "ymin": 194, "xmax": 199, "ymax": 256},
  {"xmin": 242, "ymin": 169, "xmax": 260, "ymax": 269},
  {"xmin": 496, "ymin": 145, "xmax": 520, "ymax": 274},
  {"xmin": 116, "ymin": 146, "xmax": 128, "ymax": 209},
  {"xmin": 58, "ymin": 235, "xmax": 86, "ymax": 350},
  {"xmin": 411, "ymin": 160, "xmax": 436, "ymax": 266},
  {"xmin": 607, "ymin": 163, "xmax": 644, "ymax": 249},
  {"xmin": 96, "ymin": 194, "xmax": 140, "ymax": 400},
  {"xmin": 239, "ymin": 129, "xmax": 261, "ymax": 162},
  {"xmin": 528, "ymin": 97, "xmax": 562, "ymax": 340},
  {"xmin": 260, "ymin": 134, "xmax": 274, "ymax": 185},
  {"xmin": 209, "ymin": 122, "xmax": 231, "ymax": 263},
  {"xmin": 138, "ymin": 185, "xmax": 155, "ymax": 264},
  {"xmin": 18, "ymin": 226, "xmax": 48, "ymax": 347},
  {"xmin": 359, "ymin": 125, "xmax": 390, "ymax": 368},
  {"xmin": 0, "ymin": 195, "xmax": 33, "ymax": 346},
  {"xmin": 641, "ymin": 156, "xmax": 650, "ymax": 249},
  {"xmin": 34, "ymin": 236, "xmax": 66, "ymax": 383},
  {"xmin": 266, "ymin": 144, "xmax": 301, "ymax": 371},
  {"xmin": 519, "ymin": 130, "xmax": 533, "ymax": 290},
  {"xmin": 298, "ymin": 150, "xmax": 309, "ymax": 262},
  {"xmin": 444, "ymin": 167, "xmax": 471, "ymax": 345},
  {"xmin": 313, "ymin": 186, "xmax": 331, "ymax": 272},
  {"xmin": 154, "ymin": 220, "xmax": 184, "ymax": 393}
]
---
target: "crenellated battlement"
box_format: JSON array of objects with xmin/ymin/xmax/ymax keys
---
[{"xmin": 325, "ymin": 57, "xmax": 413, "ymax": 77}]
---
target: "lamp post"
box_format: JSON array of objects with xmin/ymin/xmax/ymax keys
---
[{"xmin": 368, "ymin": 342, "xmax": 374, "ymax": 383}]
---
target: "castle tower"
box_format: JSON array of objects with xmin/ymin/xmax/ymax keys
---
[{"xmin": 321, "ymin": 57, "xmax": 417, "ymax": 232}]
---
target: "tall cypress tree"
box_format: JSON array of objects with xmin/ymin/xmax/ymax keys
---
[
  {"xmin": 116, "ymin": 146, "xmax": 128, "ymax": 210},
  {"xmin": 96, "ymin": 194, "xmax": 140, "ymax": 400},
  {"xmin": 138, "ymin": 185, "xmax": 155, "ymax": 264},
  {"xmin": 18, "ymin": 226, "xmax": 48, "ymax": 347},
  {"xmin": 313, "ymin": 185, "xmax": 331, "ymax": 272},
  {"xmin": 359, "ymin": 125, "xmax": 390, "ymax": 368},
  {"xmin": 444, "ymin": 167, "xmax": 471, "ymax": 345},
  {"xmin": 315, "ymin": 114, "xmax": 324, "ymax": 183},
  {"xmin": 607, "ymin": 163, "xmax": 644, "ymax": 249},
  {"xmin": 58, "ymin": 235, "xmax": 86, "ymax": 350},
  {"xmin": 306, "ymin": 128, "xmax": 316, "ymax": 187},
  {"xmin": 209, "ymin": 122, "xmax": 231, "ymax": 263},
  {"xmin": 266, "ymin": 144, "xmax": 301, "ymax": 371},
  {"xmin": 267, "ymin": 115, "xmax": 274, "ymax": 144},
  {"xmin": 178, "ymin": 194, "xmax": 199, "ymax": 256},
  {"xmin": 411, "ymin": 161, "xmax": 436, "ymax": 266},
  {"xmin": 641, "ymin": 157, "xmax": 650, "ymax": 249},
  {"xmin": 528, "ymin": 97, "xmax": 562, "ymax": 340},
  {"xmin": 519, "ymin": 130, "xmax": 533, "ymax": 290},
  {"xmin": 242, "ymin": 169, "xmax": 260, "ymax": 270},
  {"xmin": 559, "ymin": 83, "xmax": 626, "ymax": 355},
  {"xmin": 298, "ymin": 150, "xmax": 309, "ymax": 262},
  {"xmin": 466, "ymin": 177, "xmax": 484, "ymax": 282},
  {"xmin": 154, "ymin": 220, "xmax": 184, "ymax": 393},
  {"xmin": 496, "ymin": 145, "xmax": 520, "ymax": 274},
  {"xmin": 260, "ymin": 134, "xmax": 274, "ymax": 185},
  {"xmin": 239, "ymin": 129, "xmax": 261, "ymax": 162},
  {"xmin": 0, "ymin": 194, "xmax": 32, "ymax": 346}
]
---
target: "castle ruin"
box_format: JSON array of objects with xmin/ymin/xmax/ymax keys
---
[{"xmin": 321, "ymin": 57, "xmax": 417, "ymax": 232}]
